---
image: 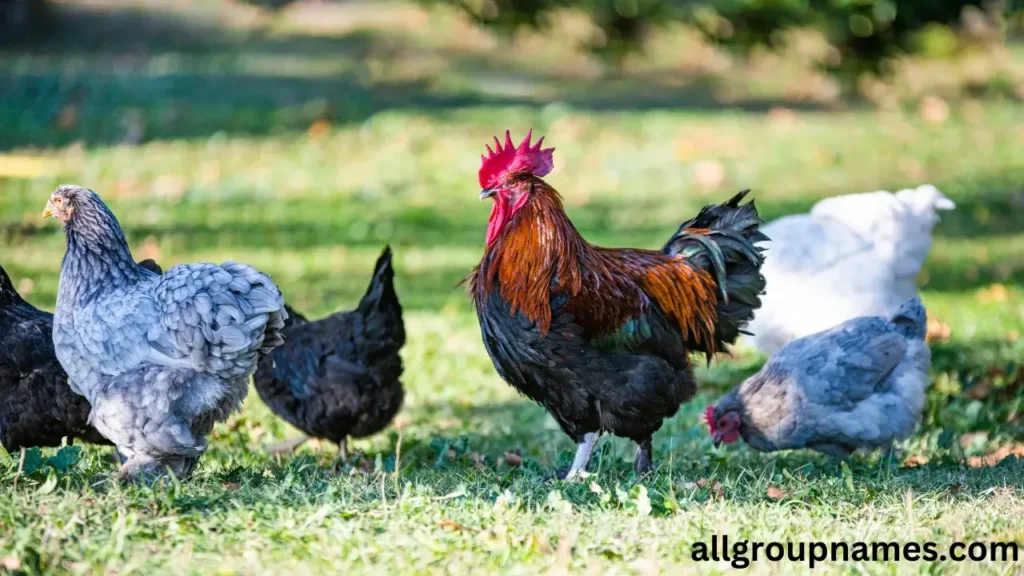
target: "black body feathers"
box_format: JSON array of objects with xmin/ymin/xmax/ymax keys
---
[
  {"xmin": 0, "ymin": 265, "xmax": 109, "ymax": 451},
  {"xmin": 254, "ymin": 247, "xmax": 406, "ymax": 445}
]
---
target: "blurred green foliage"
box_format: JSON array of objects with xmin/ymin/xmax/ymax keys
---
[
  {"xmin": 445, "ymin": 0, "xmax": 997, "ymax": 70},
  {"xmin": 0, "ymin": 0, "xmax": 49, "ymax": 43}
]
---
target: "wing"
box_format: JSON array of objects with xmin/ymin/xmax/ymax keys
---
[
  {"xmin": 62, "ymin": 262, "xmax": 286, "ymax": 390},
  {"xmin": 770, "ymin": 317, "xmax": 908, "ymax": 408},
  {"xmin": 149, "ymin": 262, "xmax": 286, "ymax": 379},
  {"xmin": 559, "ymin": 249, "xmax": 717, "ymax": 366}
]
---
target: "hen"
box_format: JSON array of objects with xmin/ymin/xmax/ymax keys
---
[
  {"xmin": 44, "ymin": 185, "xmax": 287, "ymax": 480},
  {"xmin": 747, "ymin": 185, "xmax": 954, "ymax": 354},
  {"xmin": 254, "ymin": 247, "xmax": 405, "ymax": 460},
  {"xmin": 468, "ymin": 131, "xmax": 767, "ymax": 478},
  {"xmin": 0, "ymin": 260, "xmax": 160, "ymax": 453},
  {"xmin": 708, "ymin": 297, "xmax": 930, "ymax": 459}
]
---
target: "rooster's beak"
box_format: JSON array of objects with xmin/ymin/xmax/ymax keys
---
[
  {"xmin": 713, "ymin": 438, "xmax": 722, "ymax": 448},
  {"xmin": 480, "ymin": 187, "xmax": 496, "ymax": 200}
]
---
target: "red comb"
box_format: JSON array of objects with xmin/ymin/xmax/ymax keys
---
[
  {"xmin": 703, "ymin": 405, "xmax": 716, "ymax": 433},
  {"xmin": 478, "ymin": 129, "xmax": 555, "ymax": 189}
]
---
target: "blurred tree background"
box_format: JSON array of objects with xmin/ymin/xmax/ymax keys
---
[{"xmin": 441, "ymin": 0, "xmax": 1016, "ymax": 90}]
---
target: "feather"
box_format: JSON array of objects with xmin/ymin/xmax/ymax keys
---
[
  {"xmin": 253, "ymin": 246, "xmax": 405, "ymax": 446},
  {"xmin": 49, "ymin": 185, "xmax": 286, "ymax": 480}
]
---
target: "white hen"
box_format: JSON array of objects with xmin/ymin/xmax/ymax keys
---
[{"xmin": 747, "ymin": 185, "xmax": 954, "ymax": 354}]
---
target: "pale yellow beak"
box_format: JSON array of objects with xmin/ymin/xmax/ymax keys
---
[{"xmin": 42, "ymin": 201, "xmax": 53, "ymax": 219}]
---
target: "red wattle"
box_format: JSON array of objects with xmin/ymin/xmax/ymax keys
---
[{"xmin": 485, "ymin": 197, "xmax": 509, "ymax": 247}]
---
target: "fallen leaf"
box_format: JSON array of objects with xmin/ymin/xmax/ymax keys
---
[
  {"xmin": 307, "ymin": 119, "xmax": 332, "ymax": 141},
  {"xmin": 16, "ymin": 278, "xmax": 34, "ymax": 296},
  {"xmin": 920, "ymin": 95, "xmax": 949, "ymax": 125},
  {"xmin": 976, "ymin": 284, "xmax": 1008, "ymax": 303},
  {"xmin": 470, "ymin": 452, "xmax": 486, "ymax": 471},
  {"xmin": 691, "ymin": 160, "xmax": 726, "ymax": 191},
  {"xmin": 696, "ymin": 478, "xmax": 724, "ymax": 500},
  {"xmin": 899, "ymin": 157, "xmax": 927, "ymax": 181},
  {"xmin": 139, "ymin": 235, "xmax": 163, "ymax": 263},
  {"xmin": 926, "ymin": 317, "xmax": 952, "ymax": 343},
  {"xmin": 221, "ymin": 482, "xmax": 240, "ymax": 491},
  {"xmin": 766, "ymin": 485, "xmax": 789, "ymax": 499},
  {"xmin": 903, "ymin": 454, "xmax": 929, "ymax": 468},
  {"xmin": 438, "ymin": 519, "xmax": 478, "ymax": 533},
  {"xmin": 967, "ymin": 444, "xmax": 1024, "ymax": 468},
  {"xmin": 152, "ymin": 175, "xmax": 187, "ymax": 201},
  {"xmin": 766, "ymin": 107, "xmax": 798, "ymax": 126},
  {"xmin": 503, "ymin": 452, "xmax": 523, "ymax": 467}
]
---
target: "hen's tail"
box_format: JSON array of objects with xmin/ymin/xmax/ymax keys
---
[
  {"xmin": 0, "ymin": 264, "xmax": 24, "ymax": 307},
  {"xmin": 891, "ymin": 296, "xmax": 927, "ymax": 340},
  {"xmin": 662, "ymin": 189, "xmax": 769, "ymax": 350},
  {"xmin": 357, "ymin": 246, "xmax": 406, "ymax": 352}
]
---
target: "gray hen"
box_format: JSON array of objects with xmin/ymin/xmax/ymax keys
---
[
  {"xmin": 0, "ymin": 259, "xmax": 160, "ymax": 453},
  {"xmin": 45, "ymin": 185, "xmax": 287, "ymax": 480},
  {"xmin": 708, "ymin": 297, "xmax": 930, "ymax": 458}
]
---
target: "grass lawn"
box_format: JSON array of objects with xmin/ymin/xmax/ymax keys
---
[{"xmin": 0, "ymin": 1, "xmax": 1023, "ymax": 574}]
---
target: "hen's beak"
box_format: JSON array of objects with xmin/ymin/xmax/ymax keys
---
[
  {"xmin": 480, "ymin": 187, "xmax": 496, "ymax": 200},
  {"xmin": 42, "ymin": 201, "xmax": 53, "ymax": 219}
]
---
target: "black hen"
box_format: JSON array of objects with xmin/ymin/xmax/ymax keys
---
[
  {"xmin": 0, "ymin": 259, "xmax": 161, "ymax": 452},
  {"xmin": 254, "ymin": 247, "xmax": 405, "ymax": 459}
]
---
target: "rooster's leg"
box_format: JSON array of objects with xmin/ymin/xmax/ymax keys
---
[
  {"xmin": 634, "ymin": 438, "xmax": 653, "ymax": 475},
  {"xmin": 562, "ymin": 432, "xmax": 599, "ymax": 482}
]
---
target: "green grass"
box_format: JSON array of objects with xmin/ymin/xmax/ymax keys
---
[{"xmin": 1, "ymin": 1, "xmax": 1023, "ymax": 574}]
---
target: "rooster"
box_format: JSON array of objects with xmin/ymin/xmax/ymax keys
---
[{"xmin": 468, "ymin": 131, "xmax": 767, "ymax": 478}]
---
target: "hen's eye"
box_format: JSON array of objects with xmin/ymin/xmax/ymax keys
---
[{"xmin": 53, "ymin": 197, "xmax": 62, "ymax": 204}]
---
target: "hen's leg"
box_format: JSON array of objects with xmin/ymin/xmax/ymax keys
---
[
  {"xmin": 880, "ymin": 443, "xmax": 900, "ymax": 470},
  {"xmin": 634, "ymin": 437, "xmax": 653, "ymax": 475},
  {"xmin": 560, "ymin": 432, "xmax": 600, "ymax": 482},
  {"xmin": 331, "ymin": 439, "xmax": 350, "ymax": 473}
]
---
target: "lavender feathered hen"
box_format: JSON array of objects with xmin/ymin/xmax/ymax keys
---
[
  {"xmin": 44, "ymin": 186, "xmax": 287, "ymax": 480},
  {"xmin": 0, "ymin": 260, "xmax": 160, "ymax": 453},
  {"xmin": 708, "ymin": 297, "xmax": 930, "ymax": 459},
  {"xmin": 254, "ymin": 247, "xmax": 405, "ymax": 461}
]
